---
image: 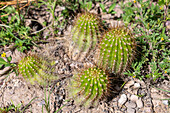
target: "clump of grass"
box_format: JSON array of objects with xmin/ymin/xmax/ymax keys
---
[{"xmin": 120, "ymin": 0, "xmax": 169, "ymax": 81}]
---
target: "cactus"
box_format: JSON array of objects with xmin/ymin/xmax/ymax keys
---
[
  {"xmin": 67, "ymin": 67, "xmax": 111, "ymax": 108},
  {"xmin": 17, "ymin": 54, "xmax": 57, "ymax": 85},
  {"xmin": 98, "ymin": 27, "xmax": 136, "ymax": 74},
  {"xmin": 69, "ymin": 12, "xmax": 101, "ymax": 61}
]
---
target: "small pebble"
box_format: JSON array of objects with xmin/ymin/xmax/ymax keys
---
[
  {"xmin": 130, "ymin": 95, "xmax": 138, "ymax": 102},
  {"xmin": 133, "ymin": 83, "xmax": 140, "ymax": 89},
  {"xmin": 166, "ymin": 21, "xmax": 170, "ymax": 29},
  {"xmin": 125, "ymin": 101, "xmax": 136, "ymax": 108},
  {"xmin": 162, "ymin": 100, "xmax": 169, "ymax": 105},
  {"xmin": 127, "ymin": 108, "xmax": 136, "ymax": 113},
  {"xmin": 136, "ymin": 98, "xmax": 143, "ymax": 108},
  {"xmin": 120, "ymin": 106, "xmax": 127, "ymax": 112},
  {"xmin": 151, "ymin": 88, "xmax": 158, "ymax": 93},
  {"xmin": 124, "ymin": 81, "xmax": 134, "ymax": 88},
  {"xmin": 118, "ymin": 94, "xmax": 127, "ymax": 106},
  {"xmin": 38, "ymin": 100, "xmax": 45, "ymax": 106},
  {"xmin": 55, "ymin": 60, "xmax": 59, "ymax": 64},
  {"xmin": 59, "ymin": 96, "xmax": 63, "ymax": 101},
  {"xmin": 0, "ymin": 66, "xmax": 11, "ymax": 75},
  {"xmin": 144, "ymin": 107, "xmax": 151, "ymax": 112}
]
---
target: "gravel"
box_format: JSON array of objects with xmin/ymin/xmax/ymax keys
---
[
  {"xmin": 130, "ymin": 95, "xmax": 138, "ymax": 102},
  {"xmin": 118, "ymin": 94, "xmax": 127, "ymax": 106}
]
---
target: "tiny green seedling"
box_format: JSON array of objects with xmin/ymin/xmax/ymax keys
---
[{"xmin": 99, "ymin": 3, "xmax": 116, "ymax": 14}]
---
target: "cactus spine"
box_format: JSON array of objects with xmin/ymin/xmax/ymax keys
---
[
  {"xmin": 70, "ymin": 12, "xmax": 101, "ymax": 61},
  {"xmin": 17, "ymin": 54, "xmax": 57, "ymax": 85},
  {"xmin": 98, "ymin": 27, "xmax": 136, "ymax": 74},
  {"xmin": 67, "ymin": 67, "xmax": 110, "ymax": 107}
]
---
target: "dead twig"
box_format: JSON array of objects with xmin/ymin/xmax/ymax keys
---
[{"xmin": 0, "ymin": 0, "xmax": 35, "ymax": 5}]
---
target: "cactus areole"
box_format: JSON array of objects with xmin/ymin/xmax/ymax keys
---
[
  {"xmin": 68, "ymin": 67, "xmax": 109, "ymax": 107},
  {"xmin": 99, "ymin": 27, "xmax": 136, "ymax": 74}
]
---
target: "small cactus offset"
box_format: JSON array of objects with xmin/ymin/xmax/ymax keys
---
[
  {"xmin": 67, "ymin": 67, "xmax": 111, "ymax": 108},
  {"xmin": 69, "ymin": 12, "xmax": 101, "ymax": 61},
  {"xmin": 98, "ymin": 27, "xmax": 136, "ymax": 74},
  {"xmin": 17, "ymin": 54, "xmax": 57, "ymax": 85}
]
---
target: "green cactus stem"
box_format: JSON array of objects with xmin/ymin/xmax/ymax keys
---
[
  {"xmin": 17, "ymin": 54, "xmax": 57, "ymax": 85},
  {"xmin": 67, "ymin": 67, "xmax": 111, "ymax": 108},
  {"xmin": 98, "ymin": 27, "xmax": 136, "ymax": 74},
  {"xmin": 69, "ymin": 12, "xmax": 101, "ymax": 61}
]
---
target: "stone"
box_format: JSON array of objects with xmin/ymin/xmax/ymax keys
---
[
  {"xmin": 143, "ymin": 107, "xmax": 152, "ymax": 113},
  {"xmin": 134, "ymin": 79, "xmax": 145, "ymax": 87},
  {"xmin": 0, "ymin": 66, "xmax": 11, "ymax": 75},
  {"xmin": 127, "ymin": 108, "xmax": 136, "ymax": 113},
  {"xmin": 120, "ymin": 105, "xmax": 127, "ymax": 112},
  {"xmin": 127, "ymin": 94, "xmax": 131, "ymax": 98},
  {"xmin": 136, "ymin": 98, "xmax": 143, "ymax": 108},
  {"xmin": 38, "ymin": 100, "xmax": 45, "ymax": 106},
  {"xmin": 151, "ymin": 92, "xmax": 164, "ymax": 99},
  {"xmin": 132, "ymin": 89, "xmax": 138, "ymax": 95},
  {"xmin": 151, "ymin": 88, "xmax": 159, "ymax": 93},
  {"xmin": 124, "ymin": 81, "xmax": 134, "ymax": 88},
  {"xmin": 162, "ymin": 100, "xmax": 169, "ymax": 105},
  {"xmin": 130, "ymin": 95, "xmax": 138, "ymax": 102},
  {"xmin": 118, "ymin": 94, "xmax": 127, "ymax": 106},
  {"xmin": 125, "ymin": 101, "xmax": 136, "ymax": 108},
  {"xmin": 152, "ymin": 99, "xmax": 160, "ymax": 107},
  {"xmin": 166, "ymin": 21, "xmax": 170, "ymax": 29},
  {"xmin": 133, "ymin": 83, "xmax": 140, "ymax": 89}
]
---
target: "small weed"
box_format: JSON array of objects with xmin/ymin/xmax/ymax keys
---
[
  {"xmin": 0, "ymin": 53, "xmax": 18, "ymax": 75},
  {"xmin": 121, "ymin": 0, "xmax": 169, "ymax": 81},
  {"xmin": 42, "ymin": 83, "xmax": 67, "ymax": 113},
  {"xmin": 42, "ymin": 86, "xmax": 51, "ymax": 113},
  {"xmin": 0, "ymin": 5, "xmax": 38, "ymax": 52},
  {"xmin": 0, "ymin": 97, "xmax": 37, "ymax": 113},
  {"xmin": 99, "ymin": 2, "xmax": 116, "ymax": 14}
]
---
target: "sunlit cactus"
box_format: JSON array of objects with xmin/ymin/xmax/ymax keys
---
[
  {"xmin": 67, "ymin": 67, "xmax": 111, "ymax": 108},
  {"xmin": 69, "ymin": 12, "xmax": 101, "ymax": 61},
  {"xmin": 98, "ymin": 27, "xmax": 136, "ymax": 74},
  {"xmin": 17, "ymin": 54, "xmax": 57, "ymax": 85}
]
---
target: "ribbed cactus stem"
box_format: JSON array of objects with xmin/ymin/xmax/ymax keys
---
[
  {"xmin": 99, "ymin": 27, "xmax": 136, "ymax": 74},
  {"xmin": 68, "ymin": 67, "xmax": 110, "ymax": 107},
  {"xmin": 17, "ymin": 54, "xmax": 57, "ymax": 85},
  {"xmin": 70, "ymin": 12, "xmax": 101, "ymax": 61}
]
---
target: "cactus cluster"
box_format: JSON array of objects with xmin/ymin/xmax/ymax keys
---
[
  {"xmin": 17, "ymin": 54, "xmax": 57, "ymax": 85},
  {"xmin": 16, "ymin": 12, "xmax": 136, "ymax": 108},
  {"xmin": 67, "ymin": 12, "xmax": 136, "ymax": 108},
  {"xmin": 67, "ymin": 67, "xmax": 110, "ymax": 108},
  {"xmin": 69, "ymin": 12, "xmax": 101, "ymax": 61},
  {"xmin": 98, "ymin": 27, "xmax": 136, "ymax": 74}
]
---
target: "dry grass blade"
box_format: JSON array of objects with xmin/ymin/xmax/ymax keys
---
[
  {"xmin": 0, "ymin": 0, "xmax": 36, "ymax": 5},
  {"xmin": 0, "ymin": 0, "xmax": 37, "ymax": 17}
]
